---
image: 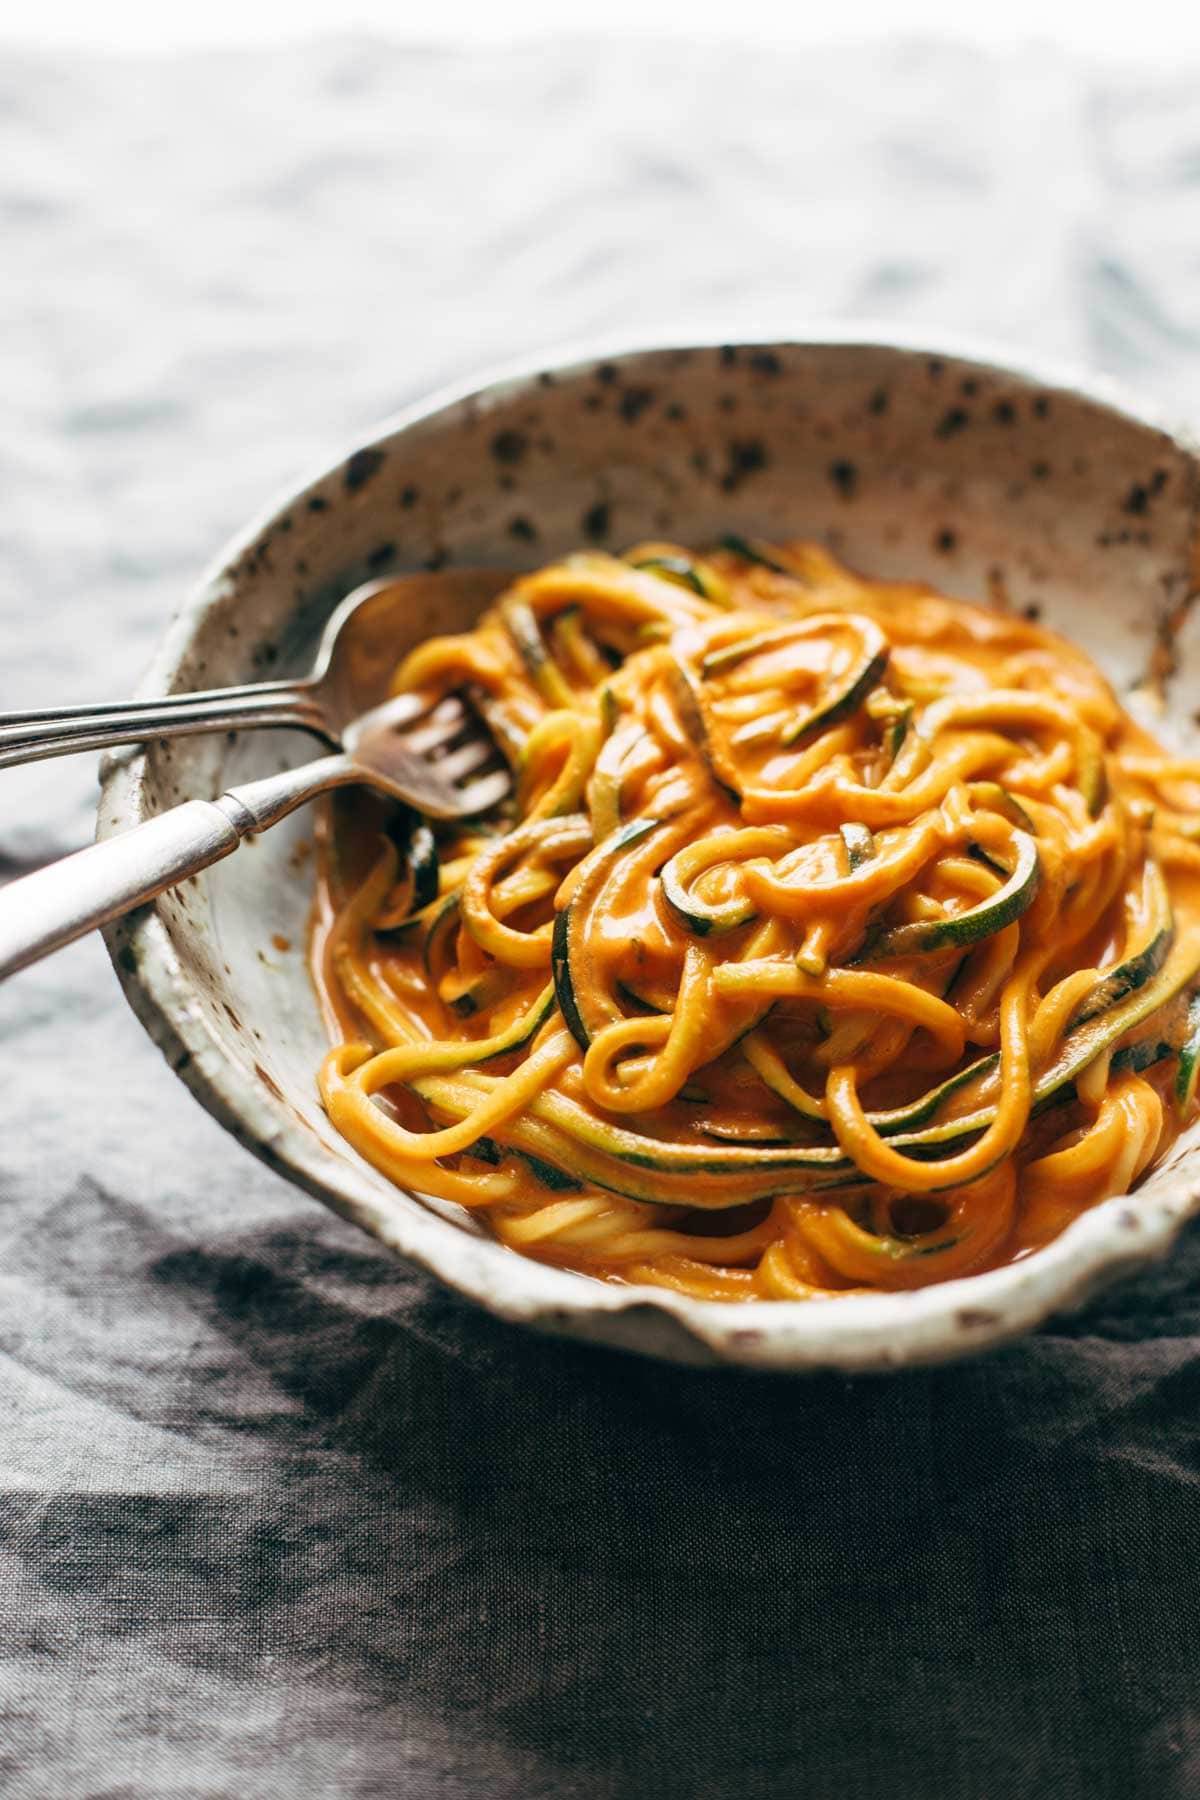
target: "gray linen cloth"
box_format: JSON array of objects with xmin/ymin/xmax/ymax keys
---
[{"xmin": 3, "ymin": 36, "xmax": 1200, "ymax": 1800}]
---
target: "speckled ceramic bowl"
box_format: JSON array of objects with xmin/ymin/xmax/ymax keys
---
[{"xmin": 100, "ymin": 330, "xmax": 1200, "ymax": 1371}]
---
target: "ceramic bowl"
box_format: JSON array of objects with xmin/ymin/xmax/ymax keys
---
[{"xmin": 100, "ymin": 330, "xmax": 1200, "ymax": 1371}]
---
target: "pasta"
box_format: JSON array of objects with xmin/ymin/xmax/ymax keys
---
[{"xmin": 310, "ymin": 538, "xmax": 1200, "ymax": 1301}]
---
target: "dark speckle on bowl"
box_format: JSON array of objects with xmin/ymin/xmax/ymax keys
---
[
  {"xmin": 508, "ymin": 516, "xmax": 538, "ymax": 542},
  {"xmin": 748, "ymin": 350, "xmax": 783, "ymax": 377},
  {"xmin": 400, "ymin": 485, "xmax": 419, "ymax": 508},
  {"xmin": 307, "ymin": 494, "xmax": 329, "ymax": 512},
  {"xmin": 1125, "ymin": 470, "xmax": 1170, "ymax": 515},
  {"xmin": 618, "ymin": 386, "xmax": 655, "ymax": 424},
  {"xmin": 594, "ymin": 362, "xmax": 619, "ymax": 386},
  {"xmin": 1033, "ymin": 395, "xmax": 1052, "ymax": 418},
  {"xmin": 935, "ymin": 406, "xmax": 970, "ymax": 439},
  {"xmin": 992, "ymin": 399, "xmax": 1017, "ymax": 426},
  {"xmin": 582, "ymin": 500, "xmax": 610, "ymax": 540},
  {"xmin": 490, "ymin": 429, "xmax": 529, "ymax": 465},
  {"xmin": 934, "ymin": 526, "xmax": 957, "ymax": 553},
  {"xmin": 255, "ymin": 1062, "xmax": 285, "ymax": 1103},
  {"xmin": 1098, "ymin": 527, "xmax": 1153, "ymax": 549},
  {"xmin": 720, "ymin": 438, "xmax": 767, "ymax": 493},
  {"xmin": 344, "ymin": 447, "xmax": 385, "ymax": 493},
  {"xmin": 828, "ymin": 458, "xmax": 858, "ymax": 499},
  {"xmin": 867, "ymin": 387, "xmax": 889, "ymax": 415},
  {"xmin": 366, "ymin": 541, "xmax": 396, "ymax": 570},
  {"xmin": 664, "ymin": 402, "xmax": 687, "ymax": 422}
]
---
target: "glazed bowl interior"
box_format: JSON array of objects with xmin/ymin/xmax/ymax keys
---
[{"xmin": 101, "ymin": 335, "xmax": 1200, "ymax": 1370}]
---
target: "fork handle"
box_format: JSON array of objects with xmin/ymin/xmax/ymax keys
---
[
  {"xmin": 0, "ymin": 753, "xmax": 352, "ymax": 980},
  {"xmin": 0, "ymin": 683, "xmax": 330, "ymax": 768}
]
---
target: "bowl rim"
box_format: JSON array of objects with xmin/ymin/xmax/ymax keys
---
[{"xmin": 99, "ymin": 322, "xmax": 1200, "ymax": 1372}]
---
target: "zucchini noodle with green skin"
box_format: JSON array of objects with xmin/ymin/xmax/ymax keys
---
[{"xmin": 311, "ymin": 539, "xmax": 1200, "ymax": 1301}]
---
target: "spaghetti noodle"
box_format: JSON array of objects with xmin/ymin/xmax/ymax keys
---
[{"xmin": 311, "ymin": 539, "xmax": 1200, "ymax": 1301}]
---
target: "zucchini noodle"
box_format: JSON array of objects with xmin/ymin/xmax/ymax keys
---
[{"xmin": 310, "ymin": 540, "xmax": 1200, "ymax": 1301}]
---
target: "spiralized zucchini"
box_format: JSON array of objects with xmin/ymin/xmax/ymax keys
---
[{"xmin": 311, "ymin": 541, "xmax": 1200, "ymax": 1301}]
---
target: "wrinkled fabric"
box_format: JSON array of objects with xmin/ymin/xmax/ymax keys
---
[{"xmin": 3, "ymin": 37, "xmax": 1200, "ymax": 1800}]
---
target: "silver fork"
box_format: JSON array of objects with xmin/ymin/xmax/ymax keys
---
[
  {"xmin": 0, "ymin": 566, "xmax": 510, "ymax": 768},
  {"xmin": 0, "ymin": 626, "xmax": 513, "ymax": 980}
]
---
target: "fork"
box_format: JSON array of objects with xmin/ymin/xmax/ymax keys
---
[
  {"xmin": 0, "ymin": 687, "xmax": 510, "ymax": 981},
  {"xmin": 0, "ymin": 566, "xmax": 509, "ymax": 769}
]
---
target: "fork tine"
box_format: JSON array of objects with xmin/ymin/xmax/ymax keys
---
[
  {"xmin": 435, "ymin": 736, "xmax": 497, "ymax": 782},
  {"xmin": 378, "ymin": 689, "xmax": 443, "ymax": 730},
  {"xmin": 456, "ymin": 767, "xmax": 512, "ymax": 815},
  {"xmin": 399, "ymin": 698, "xmax": 470, "ymax": 755}
]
